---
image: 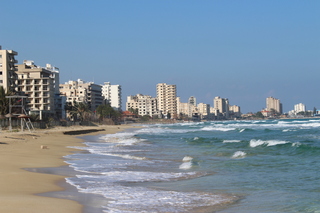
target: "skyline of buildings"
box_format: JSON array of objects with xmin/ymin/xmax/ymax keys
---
[{"xmin": 0, "ymin": 46, "xmax": 316, "ymax": 120}]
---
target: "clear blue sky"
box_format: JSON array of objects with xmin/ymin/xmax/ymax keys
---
[{"xmin": 1, "ymin": 0, "xmax": 319, "ymax": 113}]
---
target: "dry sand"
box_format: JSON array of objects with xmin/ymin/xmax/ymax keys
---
[{"xmin": 0, "ymin": 124, "xmax": 135, "ymax": 213}]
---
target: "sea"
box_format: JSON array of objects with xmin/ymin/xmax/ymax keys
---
[{"xmin": 64, "ymin": 119, "xmax": 320, "ymax": 213}]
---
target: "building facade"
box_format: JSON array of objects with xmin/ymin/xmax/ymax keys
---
[
  {"xmin": 126, "ymin": 94, "xmax": 158, "ymax": 117},
  {"xmin": 197, "ymin": 103, "xmax": 211, "ymax": 119},
  {"xmin": 59, "ymin": 79, "xmax": 103, "ymax": 112},
  {"xmin": 156, "ymin": 83, "xmax": 177, "ymax": 118},
  {"xmin": 229, "ymin": 105, "xmax": 241, "ymax": 118},
  {"xmin": 16, "ymin": 60, "xmax": 60, "ymax": 119},
  {"xmin": 266, "ymin": 97, "xmax": 282, "ymax": 114},
  {"xmin": 214, "ymin": 96, "xmax": 229, "ymax": 119},
  {"xmin": 188, "ymin": 96, "xmax": 196, "ymax": 106},
  {"xmin": 0, "ymin": 47, "xmax": 18, "ymax": 92},
  {"xmin": 101, "ymin": 82, "xmax": 122, "ymax": 110},
  {"xmin": 294, "ymin": 103, "xmax": 306, "ymax": 113}
]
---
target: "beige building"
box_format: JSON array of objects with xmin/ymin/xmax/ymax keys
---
[
  {"xmin": 229, "ymin": 105, "xmax": 241, "ymax": 118},
  {"xmin": 126, "ymin": 94, "xmax": 158, "ymax": 117},
  {"xmin": 156, "ymin": 83, "xmax": 177, "ymax": 118},
  {"xmin": 197, "ymin": 103, "xmax": 211, "ymax": 119},
  {"xmin": 16, "ymin": 60, "xmax": 61, "ymax": 119},
  {"xmin": 214, "ymin": 96, "xmax": 229, "ymax": 119},
  {"xmin": 266, "ymin": 97, "xmax": 282, "ymax": 114},
  {"xmin": 59, "ymin": 79, "xmax": 103, "ymax": 112},
  {"xmin": 177, "ymin": 97, "xmax": 199, "ymax": 119},
  {"xmin": 0, "ymin": 47, "xmax": 18, "ymax": 92}
]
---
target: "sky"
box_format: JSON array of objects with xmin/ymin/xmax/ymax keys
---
[{"xmin": 1, "ymin": 0, "xmax": 319, "ymax": 113}]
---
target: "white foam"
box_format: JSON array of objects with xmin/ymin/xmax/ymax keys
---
[
  {"xmin": 104, "ymin": 153, "xmax": 147, "ymax": 160},
  {"xmin": 201, "ymin": 126, "xmax": 236, "ymax": 131},
  {"xmin": 182, "ymin": 156, "xmax": 193, "ymax": 162},
  {"xmin": 249, "ymin": 139, "xmax": 289, "ymax": 147},
  {"xmin": 179, "ymin": 161, "xmax": 193, "ymax": 170},
  {"xmin": 292, "ymin": 142, "xmax": 301, "ymax": 147},
  {"xmin": 266, "ymin": 140, "xmax": 288, "ymax": 146},
  {"xmin": 66, "ymin": 176, "xmax": 233, "ymax": 213},
  {"xmin": 223, "ymin": 140, "xmax": 241, "ymax": 143},
  {"xmin": 231, "ymin": 151, "xmax": 246, "ymax": 159}
]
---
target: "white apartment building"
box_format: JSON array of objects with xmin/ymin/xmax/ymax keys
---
[
  {"xmin": 214, "ymin": 96, "xmax": 229, "ymax": 119},
  {"xmin": 294, "ymin": 103, "xmax": 306, "ymax": 113},
  {"xmin": 126, "ymin": 94, "xmax": 158, "ymax": 117},
  {"xmin": 102, "ymin": 82, "xmax": 122, "ymax": 110},
  {"xmin": 59, "ymin": 79, "xmax": 103, "ymax": 112},
  {"xmin": 266, "ymin": 97, "xmax": 282, "ymax": 114},
  {"xmin": 0, "ymin": 47, "xmax": 18, "ymax": 92},
  {"xmin": 16, "ymin": 60, "xmax": 61, "ymax": 119},
  {"xmin": 157, "ymin": 83, "xmax": 177, "ymax": 118}
]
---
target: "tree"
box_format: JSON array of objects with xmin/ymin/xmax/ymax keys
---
[
  {"xmin": 96, "ymin": 104, "xmax": 122, "ymax": 123},
  {"xmin": 128, "ymin": 107, "xmax": 139, "ymax": 116},
  {"xmin": 255, "ymin": 111, "xmax": 264, "ymax": 119},
  {"xmin": 0, "ymin": 86, "xmax": 14, "ymax": 115},
  {"xmin": 68, "ymin": 101, "xmax": 91, "ymax": 121},
  {"xmin": 140, "ymin": 115, "xmax": 151, "ymax": 122}
]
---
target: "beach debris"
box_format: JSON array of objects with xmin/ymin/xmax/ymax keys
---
[{"xmin": 41, "ymin": 145, "xmax": 48, "ymax": 149}]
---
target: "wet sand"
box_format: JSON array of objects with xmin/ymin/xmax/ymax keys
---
[{"xmin": 0, "ymin": 124, "xmax": 135, "ymax": 213}]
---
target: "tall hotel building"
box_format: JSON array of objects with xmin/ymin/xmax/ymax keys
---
[
  {"xmin": 16, "ymin": 60, "xmax": 62, "ymax": 119},
  {"xmin": 156, "ymin": 83, "xmax": 177, "ymax": 118},
  {"xmin": 0, "ymin": 47, "xmax": 18, "ymax": 92},
  {"xmin": 266, "ymin": 97, "xmax": 282, "ymax": 114},
  {"xmin": 101, "ymin": 82, "xmax": 122, "ymax": 110}
]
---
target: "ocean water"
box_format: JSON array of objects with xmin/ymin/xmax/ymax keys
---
[{"xmin": 65, "ymin": 119, "xmax": 320, "ymax": 213}]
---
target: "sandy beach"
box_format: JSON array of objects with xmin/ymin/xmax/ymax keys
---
[{"xmin": 0, "ymin": 124, "xmax": 134, "ymax": 213}]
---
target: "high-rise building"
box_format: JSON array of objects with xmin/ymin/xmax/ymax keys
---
[
  {"xmin": 266, "ymin": 97, "xmax": 282, "ymax": 114},
  {"xmin": 101, "ymin": 82, "xmax": 122, "ymax": 110},
  {"xmin": 188, "ymin": 96, "xmax": 196, "ymax": 106},
  {"xmin": 126, "ymin": 94, "xmax": 158, "ymax": 117},
  {"xmin": 59, "ymin": 79, "xmax": 103, "ymax": 112},
  {"xmin": 294, "ymin": 103, "xmax": 306, "ymax": 113},
  {"xmin": 0, "ymin": 47, "xmax": 18, "ymax": 92},
  {"xmin": 156, "ymin": 83, "xmax": 177, "ymax": 118},
  {"xmin": 214, "ymin": 96, "xmax": 229, "ymax": 118},
  {"xmin": 16, "ymin": 60, "xmax": 61, "ymax": 119}
]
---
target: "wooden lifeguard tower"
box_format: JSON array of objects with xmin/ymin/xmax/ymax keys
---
[{"xmin": 5, "ymin": 95, "xmax": 34, "ymax": 132}]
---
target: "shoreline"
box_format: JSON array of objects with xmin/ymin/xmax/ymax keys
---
[{"xmin": 0, "ymin": 124, "xmax": 136, "ymax": 213}]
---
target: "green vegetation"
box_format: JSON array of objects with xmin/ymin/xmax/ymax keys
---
[
  {"xmin": 66, "ymin": 101, "xmax": 91, "ymax": 121},
  {"xmin": 0, "ymin": 86, "xmax": 14, "ymax": 115},
  {"xmin": 96, "ymin": 103, "xmax": 121, "ymax": 122}
]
